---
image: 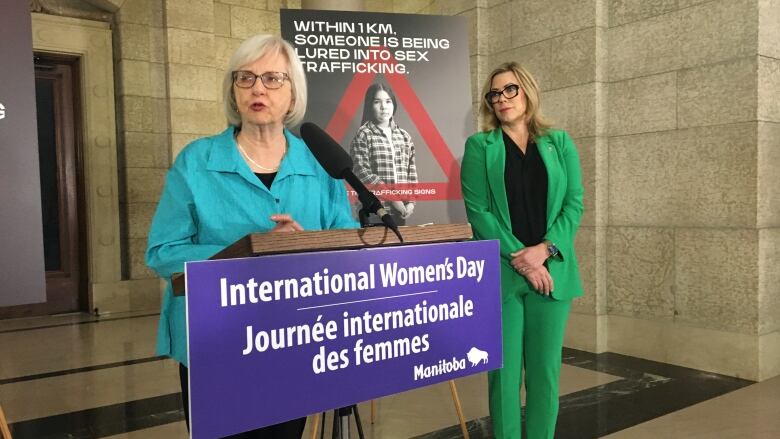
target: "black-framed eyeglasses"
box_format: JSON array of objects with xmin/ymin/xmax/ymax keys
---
[
  {"xmin": 485, "ymin": 84, "xmax": 521, "ymax": 104},
  {"xmin": 232, "ymin": 71, "xmax": 289, "ymax": 89}
]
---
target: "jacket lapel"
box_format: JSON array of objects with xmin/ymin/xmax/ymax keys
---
[
  {"xmin": 535, "ymin": 133, "xmax": 562, "ymax": 230},
  {"xmin": 485, "ymin": 128, "xmax": 512, "ymax": 230}
]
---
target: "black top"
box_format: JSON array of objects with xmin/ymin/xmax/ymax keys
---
[
  {"xmin": 503, "ymin": 131, "xmax": 548, "ymax": 247},
  {"xmin": 254, "ymin": 172, "xmax": 277, "ymax": 189}
]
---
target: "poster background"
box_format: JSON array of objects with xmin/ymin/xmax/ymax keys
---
[{"xmin": 281, "ymin": 9, "xmax": 473, "ymax": 225}]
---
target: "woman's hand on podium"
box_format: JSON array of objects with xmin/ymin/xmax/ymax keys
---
[{"xmin": 270, "ymin": 214, "xmax": 303, "ymax": 232}]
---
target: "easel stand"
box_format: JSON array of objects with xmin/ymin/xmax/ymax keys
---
[
  {"xmin": 320, "ymin": 405, "xmax": 365, "ymax": 439},
  {"xmin": 0, "ymin": 404, "xmax": 13, "ymax": 439}
]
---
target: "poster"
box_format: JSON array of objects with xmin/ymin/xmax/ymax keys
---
[{"xmin": 281, "ymin": 9, "xmax": 473, "ymax": 226}]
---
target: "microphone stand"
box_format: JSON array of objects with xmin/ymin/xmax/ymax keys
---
[{"xmin": 351, "ymin": 180, "xmax": 404, "ymax": 243}]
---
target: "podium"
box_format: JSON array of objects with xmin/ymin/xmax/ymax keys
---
[
  {"xmin": 172, "ymin": 223, "xmax": 473, "ymax": 296},
  {"xmin": 178, "ymin": 223, "xmax": 500, "ymax": 439}
]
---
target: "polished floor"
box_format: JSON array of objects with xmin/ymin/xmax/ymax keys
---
[{"xmin": 0, "ymin": 311, "xmax": 777, "ymax": 438}]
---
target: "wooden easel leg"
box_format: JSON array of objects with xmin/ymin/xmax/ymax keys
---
[
  {"xmin": 310, "ymin": 413, "xmax": 320, "ymax": 439},
  {"xmin": 370, "ymin": 399, "xmax": 376, "ymax": 424},
  {"xmin": 448, "ymin": 380, "xmax": 469, "ymax": 439},
  {"xmin": 0, "ymin": 404, "xmax": 12, "ymax": 439}
]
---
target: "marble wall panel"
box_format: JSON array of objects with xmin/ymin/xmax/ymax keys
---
[
  {"xmin": 126, "ymin": 168, "xmax": 167, "ymax": 204},
  {"xmin": 118, "ymin": 59, "xmax": 152, "ymax": 97},
  {"xmin": 123, "ymin": 132, "xmax": 169, "ymax": 168},
  {"xmin": 759, "ymin": 0, "xmax": 780, "ymax": 59},
  {"xmin": 549, "ymin": 27, "xmax": 598, "ymax": 89},
  {"xmin": 675, "ymin": 228, "xmax": 759, "ymax": 334},
  {"xmin": 544, "ymin": 82, "xmax": 598, "ymax": 138},
  {"xmin": 166, "ymin": 0, "xmax": 214, "ymax": 33},
  {"xmin": 127, "ymin": 202, "xmax": 158, "ymax": 240},
  {"xmin": 149, "ymin": 27, "xmax": 167, "ymax": 63},
  {"xmin": 172, "ymin": 133, "xmax": 204, "ymax": 161},
  {"xmin": 678, "ymin": 57, "xmax": 757, "ymax": 129},
  {"xmin": 572, "ymin": 226, "xmax": 601, "ymax": 314},
  {"xmin": 608, "ymin": 0, "xmax": 677, "ymax": 27},
  {"xmin": 511, "ymin": 0, "xmax": 596, "ymax": 47},
  {"xmin": 220, "ymin": 0, "xmax": 268, "ymax": 7},
  {"xmin": 129, "ymin": 237, "xmax": 155, "ymax": 279},
  {"xmin": 606, "ymin": 227, "xmax": 675, "ymax": 319},
  {"xmin": 231, "ymin": 6, "xmax": 279, "ymax": 38},
  {"xmin": 170, "ymin": 99, "xmax": 223, "ymax": 135},
  {"xmin": 758, "ymin": 122, "xmax": 780, "ymax": 228},
  {"xmin": 488, "ymin": 2, "xmax": 513, "ymax": 55},
  {"xmin": 149, "ymin": 62, "xmax": 167, "ymax": 99},
  {"xmin": 120, "ymin": 96, "xmax": 154, "ymax": 132},
  {"xmin": 214, "ymin": 1, "xmax": 232, "ymax": 37},
  {"xmin": 608, "ymin": 11, "xmax": 679, "ymax": 82},
  {"xmin": 168, "ymin": 64, "xmax": 218, "ymax": 101},
  {"xmin": 489, "ymin": 39, "xmax": 552, "ymax": 91},
  {"xmin": 759, "ymin": 56, "xmax": 780, "ymax": 123},
  {"xmin": 759, "ymin": 228, "xmax": 780, "ymax": 334},
  {"xmin": 167, "ymin": 28, "xmax": 215, "ymax": 66},
  {"xmin": 679, "ymin": 0, "xmax": 758, "ymax": 69},
  {"xmin": 439, "ymin": 0, "xmax": 482, "ymax": 15},
  {"xmin": 116, "ymin": 0, "xmax": 152, "ymax": 25},
  {"xmin": 574, "ymin": 137, "xmax": 597, "ymax": 228},
  {"xmin": 117, "ymin": 23, "xmax": 151, "ymax": 61},
  {"xmin": 608, "ymin": 72, "xmax": 676, "ymax": 136},
  {"xmin": 609, "ymin": 124, "xmax": 757, "ymax": 227}
]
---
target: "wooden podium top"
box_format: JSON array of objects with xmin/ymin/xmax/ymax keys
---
[{"xmin": 172, "ymin": 223, "xmax": 472, "ymax": 295}]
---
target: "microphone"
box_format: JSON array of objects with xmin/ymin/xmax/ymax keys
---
[{"xmin": 300, "ymin": 122, "xmax": 403, "ymax": 242}]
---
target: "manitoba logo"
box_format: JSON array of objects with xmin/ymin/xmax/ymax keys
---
[
  {"xmin": 413, "ymin": 347, "xmax": 489, "ymax": 381},
  {"xmin": 466, "ymin": 347, "xmax": 488, "ymax": 366}
]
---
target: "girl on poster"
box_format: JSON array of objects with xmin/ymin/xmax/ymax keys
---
[{"xmin": 349, "ymin": 82, "xmax": 418, "ymax": 224}]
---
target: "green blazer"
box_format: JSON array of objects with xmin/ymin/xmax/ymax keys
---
[{"xmin": 461, "ymin": 128, "xmax": 584, "ymax": 301}]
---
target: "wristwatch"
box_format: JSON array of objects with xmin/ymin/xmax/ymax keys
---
[{"xmin": 544, "ymin": 240, "xmax": 560, "ymax": 258}]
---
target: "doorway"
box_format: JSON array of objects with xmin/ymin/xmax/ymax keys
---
[{"xmin": 0, "ymin": 54, "xmax": 86, "ymax": 318}]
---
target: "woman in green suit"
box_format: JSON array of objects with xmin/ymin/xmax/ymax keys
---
[{"xmin": 461, "ymin": 62, "xmax": 584, "ymax": 438}]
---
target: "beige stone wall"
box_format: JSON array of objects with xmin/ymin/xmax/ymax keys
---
[
  {"xmin": 603, "ymin": 0, "xmax": 776, "ymax": 381},
  {"xmin": 479, "ymin": 0, "xmax": 780, "ymax": 381},
  {"xmin": 757, "ymin": 0, "xmax": 780, "ymax": 380}
]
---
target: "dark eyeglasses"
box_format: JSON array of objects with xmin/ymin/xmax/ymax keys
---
[
  {"xmin": 232, "ymin": 71, "xmax": 289, "ymax": 89},
  {"xmin": 484, "ymin": 84, "xmax": 521, "ymax": 104}
]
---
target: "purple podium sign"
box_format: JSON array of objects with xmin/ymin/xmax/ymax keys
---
[{"xmin": 185, "ymin": 240, "xmax": 501, "ymax": 438}]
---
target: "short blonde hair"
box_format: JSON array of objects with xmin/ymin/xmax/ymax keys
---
[
  {"xmin": 478, "ymin": 61, "xmax": 551, "ymax": 137},
  {"xmin": 222, "ymin": 35, "xmax": 307, "ymax": 128}
]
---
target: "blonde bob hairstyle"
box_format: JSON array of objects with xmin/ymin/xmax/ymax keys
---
[
  {"xmin": 478, "ymin": 61, "xmax": 551, "ymax": 137},
  {"xmin": 222, "ymin": 34, "xmax": 307, "ymax": 128}
]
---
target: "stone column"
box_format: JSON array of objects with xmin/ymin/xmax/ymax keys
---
[{"xmin": 757, "ymin": 0, "xmax": 780, "ymax": 380}]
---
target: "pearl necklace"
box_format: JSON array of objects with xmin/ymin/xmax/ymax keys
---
[{"xmin": 236, "ymin": 140, "xmax": 286, "ymax": 172}]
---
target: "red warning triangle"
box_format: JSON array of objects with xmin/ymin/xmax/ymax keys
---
[{"xmin": 323, "ymin": 47, "xmax": 462, "ymax": 201}]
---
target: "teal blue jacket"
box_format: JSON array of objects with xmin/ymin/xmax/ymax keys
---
[
  {"xmin": 146, "ymin": 127, "xmax": 358, "ymax": 366},
  {"xmin": 461, "ymin": 128, "xmax": 584, "ymax": 301}
]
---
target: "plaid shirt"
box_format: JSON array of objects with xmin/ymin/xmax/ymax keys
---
[{"xmin": 349, "ymin": 120, "xmax": 418, "ymax": 189}]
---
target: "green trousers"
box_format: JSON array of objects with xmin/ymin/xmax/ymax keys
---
[{"xmin": 489, "ymin": 290, "xmax": 572, "ymax": 439}]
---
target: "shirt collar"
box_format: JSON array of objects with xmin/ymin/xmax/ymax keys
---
[{"xmin": 206, "ymin": 126, "xmax": 316, "ymax": 178}]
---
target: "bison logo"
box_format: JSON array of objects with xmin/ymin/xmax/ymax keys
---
[{"xmin": 466, "ymin": 347, "xmax": 488, "ymax": 366}]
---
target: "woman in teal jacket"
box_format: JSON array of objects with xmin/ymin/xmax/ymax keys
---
[
  {"xmin": 146, "ymin": 35, "xmax": 356, "ymax": 438},
  {"xmin": 461, "ymin": 62, "xmax": 584, "ymax": 438}
]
